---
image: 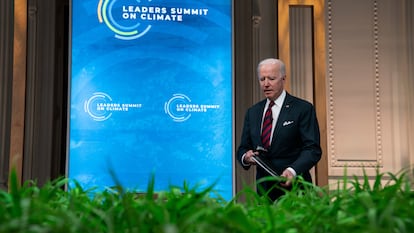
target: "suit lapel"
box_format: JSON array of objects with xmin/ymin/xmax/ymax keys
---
[{"xmin": 255, "ymin": 100, "xmax": 266, "ymax": 137}]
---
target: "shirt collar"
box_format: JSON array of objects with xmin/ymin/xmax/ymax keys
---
[{"xmin": 267, "ymin": 90, "xmax": 286, "ymax": 107}]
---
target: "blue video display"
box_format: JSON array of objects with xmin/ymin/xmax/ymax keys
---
[{"xmin": 68, "ymin": 0, "xmax": 233, "ymax": 200}]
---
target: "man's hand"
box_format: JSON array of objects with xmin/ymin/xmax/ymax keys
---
[
  {"xmin": 243, "ymin": 150, "xmax": 258, "ymax": 165},
  {"xmin": 280, "ymin": 169, "xmax": 294, "ymax": 187}
]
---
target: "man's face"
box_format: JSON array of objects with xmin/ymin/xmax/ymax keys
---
[{"xmin": 258, "ymin": 63, "xmax": 285, "ymax": 101}]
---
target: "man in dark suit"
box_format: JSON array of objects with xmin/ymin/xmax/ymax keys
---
[{"xmin": 237, "ymin": 58, "xmax": 322, "ymax": 201}]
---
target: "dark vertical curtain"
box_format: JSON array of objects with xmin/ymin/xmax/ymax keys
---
[{"xmin": 0, "ymin": 0, "xmax": 14, "ymax": 190}]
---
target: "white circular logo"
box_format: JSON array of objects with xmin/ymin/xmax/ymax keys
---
[
  {"xmin": 84, "ymin": 92, "xmax": 113, "ymax": 121},
  {"xmin": 164, "ymin": 94, "xmax": 192, "ymax": 122},
  {"xmin": 84, "ymin": 92, "xmax": 143, "ymax": 121}
]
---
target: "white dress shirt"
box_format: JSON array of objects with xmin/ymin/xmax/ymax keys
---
[{"xmin": 261, "ymin": 90, "xmax": 286, "ymax": 143}]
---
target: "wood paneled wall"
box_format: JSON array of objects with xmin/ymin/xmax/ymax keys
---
[{"xmin": 0, "ymin": 0, "xmax": 68, "ymax": 189}]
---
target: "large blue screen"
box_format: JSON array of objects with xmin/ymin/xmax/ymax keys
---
[{"xmin": 68, "ymin": 0, "xmax": 233, "ymax": 200}]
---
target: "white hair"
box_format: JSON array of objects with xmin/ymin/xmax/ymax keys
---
[{"xmin": 257, "ymin": 58, "xmax": 286, "ymax": 78}]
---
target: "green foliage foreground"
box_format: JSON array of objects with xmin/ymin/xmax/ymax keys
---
[{"xmin": 1, "ymin": 170, "xmax": 413, "ymax": 233}]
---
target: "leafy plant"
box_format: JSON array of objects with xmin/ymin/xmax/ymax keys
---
[{"xmin": 0, "ymin": 169, "xmax": 413, "ymax": 233}]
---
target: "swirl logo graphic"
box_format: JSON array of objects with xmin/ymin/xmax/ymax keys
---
[
  {"xmin": 97, "ymin": 0, "xmax": 152, "ymax": 40},
  {"xmin": 164, "ymin": 94, "xmax": 221, "ymax": 122},
  {"xmin": 164, "ymin": 94, "xmax": 192, "ymax": 122},
  {"xmin": 84, "ymin": 92, "xmax": 113, "ymax": 121},
  {"xmin": 84, "ymin": 92, "xmax": 143, "ymax": 121}
]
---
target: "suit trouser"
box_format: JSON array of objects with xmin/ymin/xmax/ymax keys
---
[{"xmin": 257, "ymin": 180, "xmax": 288, "ymax": 201}]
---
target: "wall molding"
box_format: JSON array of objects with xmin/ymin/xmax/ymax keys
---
[{"xmin": 327, "ymin": 0, "xmax": 383, "ymax": 168}]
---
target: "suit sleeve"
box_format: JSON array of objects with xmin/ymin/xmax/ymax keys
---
[
  {"xmin": 290, "ymin": 104, "xmax": 322, "ymax": 175},
  {"xmin": 237, "ymin": 109, "xmax": 253, "ymax": 170}
]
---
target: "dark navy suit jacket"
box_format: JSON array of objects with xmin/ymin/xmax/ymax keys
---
[{"xmin": 237, "ymin": 93, "xmax": 322, "ymax": 183}]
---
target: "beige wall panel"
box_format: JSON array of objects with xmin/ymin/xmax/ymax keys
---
[
  {"xmin": 327, "ymin": 0, "xmax": 413, "ymax": 181},
  {"xmin": 328, "ymin": 0, "xmax": 379, "ymax": 172},
  {"xmin": 376, "ymin": 0, "xmax": 403, "ymax": 175}
]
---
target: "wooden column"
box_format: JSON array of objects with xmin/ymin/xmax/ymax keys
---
[
  {"xmin": 9, "ymin": 0, "xmax": 28, "ymax": 185},
  {"xmin": 278, "ymin": 0, "xmax": 328, "ymax": 187}
]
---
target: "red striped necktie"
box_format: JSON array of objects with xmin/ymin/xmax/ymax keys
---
[{"xmin": 261, "ymin": 101, "xmax": 275, "ymax": 149}]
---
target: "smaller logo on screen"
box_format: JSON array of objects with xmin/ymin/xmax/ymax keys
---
[
  {"xmin": 84, "ymin": 92, "xmax": 142, "ymax": 121},
  {"xmin": 164, "ymin": 93, "xmax": 220, "ymax": 122}
]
